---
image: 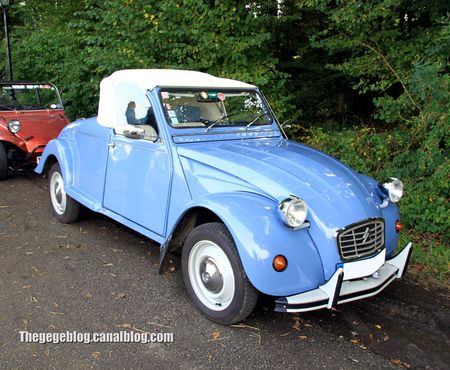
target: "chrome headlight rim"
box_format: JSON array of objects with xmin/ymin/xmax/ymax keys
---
[
  {"xmin": 7, "ymin": 119, "xmax": 21, "ymax": 134},
  {"xmin": 381, "ymin": 177, "xmax": 403, "ymax": 203},
  {"xmin": 278, "ymin": 195, "xmax": 308, "ymax": 229}
]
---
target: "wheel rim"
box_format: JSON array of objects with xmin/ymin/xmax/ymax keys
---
[
  {"xmin": 188, "ymin": 240, "xmax": 235, "ymax": 311},
  {"xmin": 50, "ymin": 171, "xmax": 66, "ymax": 215}
]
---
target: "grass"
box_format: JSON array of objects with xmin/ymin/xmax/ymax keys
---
[{"xmin": 400, "ymin": 231, "xmax": 450, "ymax": 289}]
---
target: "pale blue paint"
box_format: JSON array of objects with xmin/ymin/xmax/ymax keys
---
[{"xmin": 35, "ymin": 87, "xmax": 401, "ymax": 297}]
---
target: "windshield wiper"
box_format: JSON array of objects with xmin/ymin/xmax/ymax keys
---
[
  {"xmin": 245, "ymin": 112, "xmax": 269, "ymax": 130},
  {"xmin": 205, "ymin": 114, "xmax": 231, "ymax": 133}
]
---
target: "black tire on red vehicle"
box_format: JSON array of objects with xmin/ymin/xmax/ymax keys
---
[
  {"xmin": 48, "ymin": 162, "xmax": 80, "ymax": 223},
  {"xmin": 182, "ymin": 222, "xmax": 258, "ymax": 325},
  {"xmin": 0, "ymin": 141, "xmax": 8, "ymax": 180}
]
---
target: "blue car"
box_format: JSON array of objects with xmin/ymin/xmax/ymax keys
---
[{"xmin": 36, "ymin": 69, "xmax": 412, "ymax": 325}]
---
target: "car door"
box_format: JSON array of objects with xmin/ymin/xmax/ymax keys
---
[
  {"xmin": 103, "ymin": 134, "xmax": 170, "ymax": 237},
  {"xmin": 102, "ymin": 84, "xmax": 171, "ymax": 237}
]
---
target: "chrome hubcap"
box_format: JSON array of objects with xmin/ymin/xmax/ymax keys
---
[
  {"xmin": 188, "ymin": 240, "xmax": 235, "ymax": 311},
  {"xmin": 200, "ymin": 258, "xmax": 223, "ymax": 293},
  {"xmin": 50, "ymin": 171, "xmax": 66, "ymax": 215}
]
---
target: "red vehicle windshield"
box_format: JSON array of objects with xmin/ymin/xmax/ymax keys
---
[{"xmin": 0, "ymin": 83, "xmax": 63, "ymax": 111}]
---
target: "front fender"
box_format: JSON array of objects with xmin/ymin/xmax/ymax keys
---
[
  {"xmin": 357, "ymin": 174, "xmax": 400, "ymax": 258},
  {"xmin": 35, "ymin": 138, "xmax": 74, "ymax": 185},
  {"xmin": 185, "ymin": 192, "xmax": 325, "ymax": 297}
]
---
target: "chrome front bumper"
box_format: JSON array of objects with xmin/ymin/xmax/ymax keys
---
[{"xmin": 275, "ymin": 242, "xmax": 413, "ymax": 313}]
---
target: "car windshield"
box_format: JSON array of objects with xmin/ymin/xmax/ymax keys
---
[
  {"xmin": 0, "ymin": 83, "xmax": 63, "ymax": 111},
  {"xmin": 160, "ymin": 89, "xmax": 273, "ymax": 130}
]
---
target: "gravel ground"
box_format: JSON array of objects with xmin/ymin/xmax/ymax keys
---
[{"xmin": 0, "ymin": 171, "xmax": 448, "ymax": 369}]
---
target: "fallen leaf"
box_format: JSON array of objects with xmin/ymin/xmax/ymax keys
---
[
  {"xmin": 84, "ymin": 292, "xmax": 93, "ymax": 299},
  {"xmin": 92, "ymin": 352, "xmax": 101, "ymax": 360},
  {"xmin": 292, "ymin": 317, "xmax": 302, "ymax": 331},
  {"xmin": 169, "ymin": 266, "xmax": 176, "ymax": 272},
  {"xmin": 351, "ymin": 331, "xmax": 358, "ymax": 336},
  {"xmin": 114, "ymin": 293, "xmax": 127, "ymax": 300},
  {"xmin": 116, "ymin": 323, "xmax": 132, "ymax": 329},
  {"xmin": 212, "ymin": 331, "xmax": 220, "ymax": 340},
  {"xmin": 298, "ymin": 335, "xmax": 308, "ymax": 340},
  {"xmin": 375, "ymin": 324, "xmax": 382, "ymax": 330},
  {"xmin": 390, "ymin": 359, "xmax": 410, "ymax": 368}
]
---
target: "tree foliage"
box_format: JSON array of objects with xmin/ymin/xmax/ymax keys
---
[
  {"xmin": 1, "ymin": 0, "xmax": 448, "ymax": 242},
  {"xmin": 298, "ymin": 0, "xmax": 449, "ymax": 242}
]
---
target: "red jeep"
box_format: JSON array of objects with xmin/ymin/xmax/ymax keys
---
[{"xmin": 0, "ymin": 81, "xmax": 69, "ymax": 179}]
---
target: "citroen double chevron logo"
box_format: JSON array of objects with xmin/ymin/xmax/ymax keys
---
[{"xmin": 362, "ymin": 227, "xmax": 371, "ymax": 243}]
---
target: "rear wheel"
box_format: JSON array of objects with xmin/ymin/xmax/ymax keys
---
[
  {"xmin": 0, "ymin": 142, "xmax": 8, "ymax": 180},
  {"xmin": 182, "ymin": 222, "xmax": 258, "ymax": 325},
  {"xmin": 49, "ymin": 162, "xmax": 80, "ymax": 223}
]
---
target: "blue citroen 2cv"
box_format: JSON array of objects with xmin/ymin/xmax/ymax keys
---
[{"xmin": 35, "ymin": 69, "xmax": 412, "ymax": 324}]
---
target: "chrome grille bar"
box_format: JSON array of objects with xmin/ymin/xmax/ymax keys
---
[{"xmin": 337, "ymin": 219, "xmax": 385, "ymax": 260}]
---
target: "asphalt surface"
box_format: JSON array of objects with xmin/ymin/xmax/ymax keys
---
[{"xmin": 1, "ymin": 171, "xmax": 449, "ymax": 369}]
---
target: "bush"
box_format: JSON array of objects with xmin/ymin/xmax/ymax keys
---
[{"xmin": 301, "ymin": 124, "xmax": 449, "ymax": 245}]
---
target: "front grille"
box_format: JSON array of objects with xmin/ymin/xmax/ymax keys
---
[{"xmin": 337, "ymin": 219, "xmax": 384, "ymax": 260}]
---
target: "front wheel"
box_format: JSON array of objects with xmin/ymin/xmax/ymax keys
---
[
  {"xmin": 49, "ymin": 162, "xmax": 80, "ymax": 223},
  {"xmin": 182, "ymin": 222, "xmax": 258, "ymax": 325},
  {"xmin": 0, "ymin": 141, "xmax": 8, "ymax": 180}
]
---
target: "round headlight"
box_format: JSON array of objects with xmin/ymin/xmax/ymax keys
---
[
  {"xmin": 278, "ymin": 196, "xmax": 308, "ymax": 228},
  {"xmin": 7, "ymin": 119, "xmax": 21, "ymax": 134},
  {"xmin": 382, "ymin": 178, "xmax": 403, "ymax": 203}
]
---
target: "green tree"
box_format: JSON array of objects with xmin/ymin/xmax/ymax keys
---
[{"xmin": 300, "ymin": 0, "xmax": 449, "ymax": 241}]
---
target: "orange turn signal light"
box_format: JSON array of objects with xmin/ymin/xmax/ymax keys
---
[
  {"xmin": 395, "ymin": 220, "xmax": 403, "ymax": 233},
  {"xmin": 273, "ymin": 255, "xmax": 288, "ymax": 272}
]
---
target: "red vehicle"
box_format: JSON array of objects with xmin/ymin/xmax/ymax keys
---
[{"xmin": 0, "ymin": 81, "xmax": 69, "ymax": 179}]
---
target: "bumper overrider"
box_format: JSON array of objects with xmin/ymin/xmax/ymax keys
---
[{"xmin": 275, "ymin": 242, "xmax": 413, "ymax": 313}]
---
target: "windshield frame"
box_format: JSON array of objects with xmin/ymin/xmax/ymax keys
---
[
  {"xmin": 157, "ymin": 87, "xmax": 275, "ymax": 131},
  {"xmin": 0, "ymin": 82, "xmax": 64, "ymax": 111}
]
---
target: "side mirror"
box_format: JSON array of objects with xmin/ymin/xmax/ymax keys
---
[
  {"xmin": 123, "ymin": 129, "xmax": 144, "ymax": 140},
  {"xmin": 115, "ymin": 124, "xmax": 161, "ymax": 142}
]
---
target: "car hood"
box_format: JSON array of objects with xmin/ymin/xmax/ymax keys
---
[
  {"xmin": 178, "ymin": 138, "xmax": 381, "ymax": 228},
  {"xmin": 178, "ymin": 138, "xmax": 383, "ymax": 277},
  {"xmin": 0, "ymin": 110, "xmax": 69, "ymax": 148}
]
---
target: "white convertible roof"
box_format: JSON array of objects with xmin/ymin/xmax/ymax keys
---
[{"xmin": 97, "ymin": 69, "xmax": 255, "ymax": 127}]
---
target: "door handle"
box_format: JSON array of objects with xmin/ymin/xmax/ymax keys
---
[{"xmin": 108, "ymin": 142, "xmax": 115, "ymax": 149}]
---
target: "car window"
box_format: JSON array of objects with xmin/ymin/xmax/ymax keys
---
[
  {"xmin": 114, "ymin": 81, "xmax": 159, "ymax": 137},
  {"xmin": 160, "ymin": 90, "xmax": 272, "ymax": 129},
  {"xmin": 0, "ymin": 84, "xmax": 62, "ymax": 111}
]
